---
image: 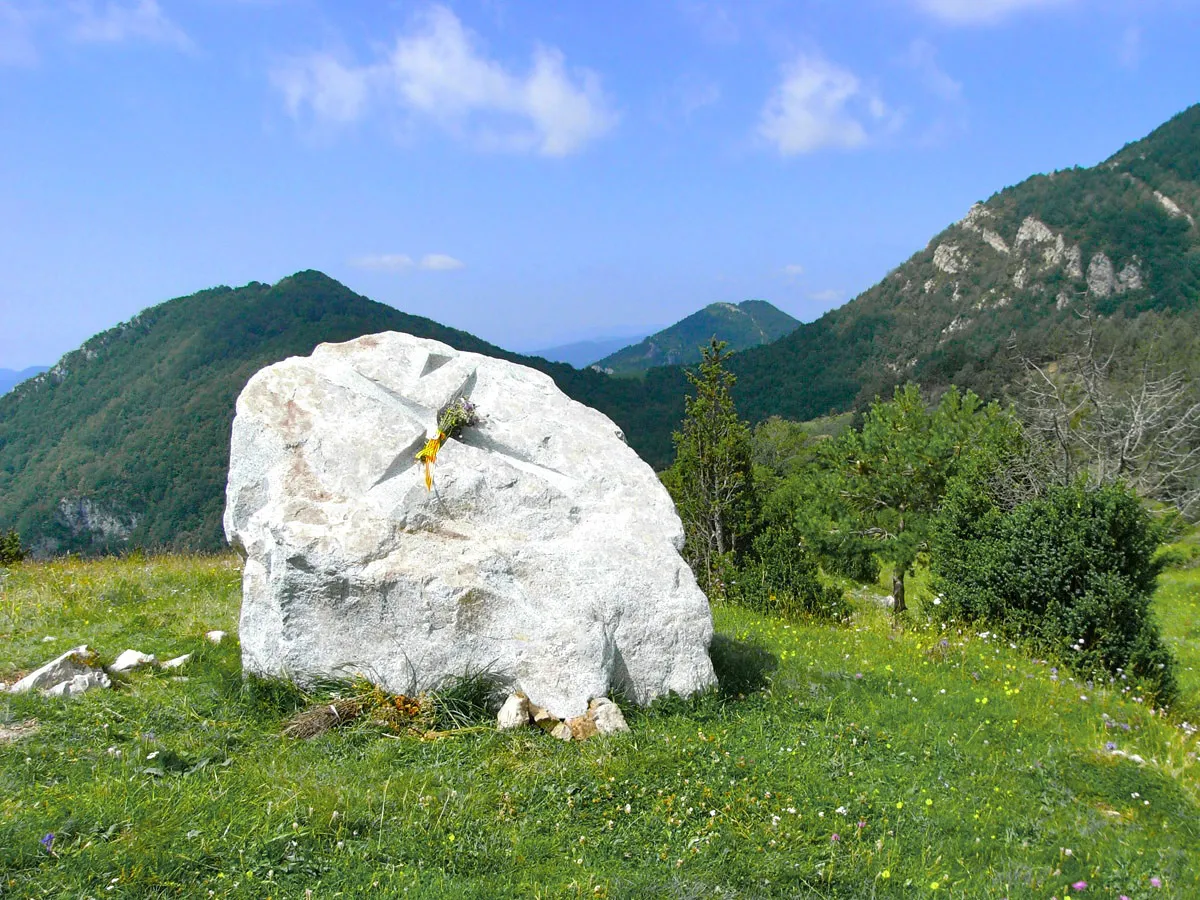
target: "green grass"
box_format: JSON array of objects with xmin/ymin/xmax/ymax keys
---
[{"xmin": 2, "ymin": 555, "xmax": 1198, "ymax": 898}]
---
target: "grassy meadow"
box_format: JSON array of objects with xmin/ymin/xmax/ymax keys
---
[{"xmin": 1, "ymin": 554, "xmax": 1198, "ymax": 898}]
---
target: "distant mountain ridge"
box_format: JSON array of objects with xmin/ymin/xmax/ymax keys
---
[
  {"xmin": 594, "ymin": 300, "xmax": 799, "ymax": 375},
  {"xmin": 528, "ymin": 333, "xmax": 649, "ymax": 368},
  {"xmin": 0, "ymin": 367, "xmax": 49, "ymax": 395},
  {"xmin": 3, "ymin": 103, "xmax": 1199, "ymax": 554}
]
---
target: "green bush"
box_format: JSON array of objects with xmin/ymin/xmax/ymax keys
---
[
  {"xmin": 721, "ymin": 525, "xmax": 849, "ymax": 621},
  {"xmin": 931, "ymin": 481, "xmax": 1176, "ymax": 704},
  {"xmin": 0, "ymin": 529, "xmax": 24, "ymax": 566}
]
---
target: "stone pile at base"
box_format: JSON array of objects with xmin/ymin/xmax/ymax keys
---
[
  {"xmin": 496, "ymin": 692, "xmax": 630, "ymax": 741},
  {"xmin": 224, "ymin": 331, "xmax": 717, "ymax": 719}
]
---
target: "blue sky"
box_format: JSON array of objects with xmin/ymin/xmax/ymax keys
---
[{"xmin": 1, "ymin": 0, "xmax": 1197, "ymax": 369}]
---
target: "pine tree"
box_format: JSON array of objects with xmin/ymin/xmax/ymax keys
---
[
  {"xmin": 0, "ymin": 529, "xmax": 24, "ymax": 566},
  {"xmin": 663, "ymin": 339, "xmax": 755, "ymax": 593}
]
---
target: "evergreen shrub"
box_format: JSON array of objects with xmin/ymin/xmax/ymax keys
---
[
  {"xmin": 931, "ymin": 480, "xmax": 1176, "ymax": 703},
  {"xmin": 721, "ymin": 525, "xmax": 848, "ymax": 622},
  {"xmin": 0, "ymin": 529, "xmax": 24, "ymax": 566}
]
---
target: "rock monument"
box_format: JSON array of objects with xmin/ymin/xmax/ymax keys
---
[{"xmin": 224, "ymin": 332, "xmax": 716, "ymax": 718}]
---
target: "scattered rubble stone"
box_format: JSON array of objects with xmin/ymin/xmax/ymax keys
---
[{"xmin": 111, "ymin": 650, "xmax": 157, "ymax": 673}]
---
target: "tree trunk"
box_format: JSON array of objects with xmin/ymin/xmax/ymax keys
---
[{"xmin": 892, "ymin": 569, "xmax": 906, "ymax": 615}]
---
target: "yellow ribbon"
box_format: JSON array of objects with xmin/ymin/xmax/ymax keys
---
[{"xmin": 415, "ymin": 432, "xmax": 447, "ymax": 491}]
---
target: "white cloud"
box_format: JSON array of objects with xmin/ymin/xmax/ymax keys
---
[
  {"xmin": 351, "ymin": 252, "xmax": 465, "ymax": 272},
  {"xmin": 351, "ymin": 254, "xmax": 414, "ymax": 272},
  {"xmin": 419, "ymin": 253, "xmax": 465, "ymax": 271},
  {"xmin": 902, "ymin": 39, "xmax": 962, "ymax": 101},
  {"xmin": 676, "ymin": 0, "xmax": 739, "ymax": 44},
  {"xmin": 0, "ymin": 2, "xmax": 37, "ymax": 65},
  {"xmin": 272, "ymin": 53, "xmax": 370, "ymax": 124},
  {"xmin": 783, "ymin": 264, "xmax": 805, "ymax": 276},
  {"xmin": 676, "ymin": 73, "xmax": 721, "ymax": 118},
  {"xmin": 70, "ymin": 0, "xmax": 193, "ymax": 50},
  {"xmin": 913, "ymin": 0, "xmax": 1072, "ymax": 25},
  {"xmin": 274, "ymin": 4, "xmax": 617, "ymax": 156},
  {"xmin": 1117, "ymin": 25, "xmax": 1141, "ymax": 70},
  {"xmin": 759, "ymin": 55, "xmax": 890, "ymax": 155}
]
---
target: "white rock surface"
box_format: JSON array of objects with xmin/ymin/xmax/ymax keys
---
[
  {"xmin": 7, "ymin": 646, "xmax": 112, "ymax": 696},
  {"xmin": 224, "ymin": 332, "xmax": 717, "ymax": 719},
  {"xmin": 1087, "ymin": 252, "xmax": 1116, "ymax": 297},
  {"xmin": 1063, "ymin": 245, "xmax": 1083, "ymax": 281},
  {"xmin": 588, "ymin": 697, "xmax": 630, "ymax": 735},
  {"xmin": 1118, "ymin": 262, "xmax": 1143, "ymax": 293},
  {"xmin": 161, "ymin": 653, "xmax": 192, "ymax": 671},
  {"xmin": 205, "ymin": 630, "xmax": 228, "ymax": 645},
  {"xmin": 111, "ymin": 650, "xmax": 157, "ymax": 673},
  {"xmin": 497, "ymin": 693, "xmax": 531, "ymax": 730},
  {"xmin": 1155, "ymin": 190, "xmax": 1184, "ymax": 218},
  {"xmin": 44, "ymin": 672, "xmax": 111, "ymax": 697},
  {"xmin": 1015, "ymin": 216, "xmax": 1055, "ymax": 248},
  {"xmin": 933, "ymin": 242, "xmax": 965, "ymax": 274}
]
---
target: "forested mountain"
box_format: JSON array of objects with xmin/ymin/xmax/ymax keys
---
[
  {"xmin": 724, "ymin": 102, "xmax": 1200, "ymax": 423},
  {"xmin": 3, "ymin": 103, "xmax": 1198, "ymax": 555},
  {"xmin": 594, "ymin": 300, "xmax": 799, "ymax": 375},
  {"xmin": 0, "ymin": 273, "xmax": 579, "ymax": 553}
]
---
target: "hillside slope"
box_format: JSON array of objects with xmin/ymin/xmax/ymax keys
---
[
  {"xmin": 0, "ymin": 273, "xmax": 548, "ymax": 553},
  {"xmin": 595, "ymin": 300, "xmax": 799, "ymax": 376},
  {"xmin": 725, "ymin": 103, "xmax": 1200, "ymax": 423}
]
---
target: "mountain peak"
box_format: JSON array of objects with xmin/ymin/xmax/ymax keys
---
[{"xmin": 592, "ymin": 299, "xmax": 799, "ymax": 376}]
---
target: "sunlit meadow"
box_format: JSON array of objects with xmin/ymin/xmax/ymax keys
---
[{"xmin": 1, "ymin": 554, "xmax": 1197, "ymax": 898}]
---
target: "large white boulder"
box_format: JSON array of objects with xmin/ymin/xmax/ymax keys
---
[{"xmin": 224, "ymin": 332, "xmax": 716, "ymax": 718}]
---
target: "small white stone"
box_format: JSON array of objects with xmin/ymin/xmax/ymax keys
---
[
  {"xmin": 204, "ymin": 630, "xmax": 228, "ymax": 645},
  {"xmin": 44, "ymin": 671, "xmax": 111, "ymax": 697},
  {"xmin": 497, "ymin": 693, "xmax": 531, "ymax": 731},
  {"xmin": 161, "ymin": 654, "xmax": 192, "ymax": 671},
  {"xmin": 110, "ymin": 650, "xmax": 157, "ymax": 673},
  {"xmin": 588, "ymin": 697, "xmax": 630, "ymax": 735}
]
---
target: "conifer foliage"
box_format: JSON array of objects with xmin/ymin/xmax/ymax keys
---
[
  {"xmin": 0, "ymin": 529, "xmax": 24, "ymax": 566},
  {"xmin": 663, "ymin": 339, "xmax": 755, "ymax": 593}
]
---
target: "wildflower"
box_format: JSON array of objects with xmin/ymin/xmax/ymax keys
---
[
  {"xmin": 831, "ymin": 833, "xmax": 840, "ymax": 842},
  {"xmin": 1105, "ymin": 742, "xmax": 1117, "ymax": 751},
  {"xmin": 39, "ymin": 833, "xmax": 54, "ymax": 853},
  {"xmin": 1072, "ymin": 882, "xmax": 1087, "ymax": 891},
  {"xmin": 857, "ymin": 820, "xmax": 867, "ymax": 829},
  {"xmin": 1150, "ymin": 877, "xmax": 1162, "ymax": 888}
]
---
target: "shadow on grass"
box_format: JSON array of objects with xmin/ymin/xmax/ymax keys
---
[{"xmin": 710, "ymin": 633, "xmax": 778, "ymax": 699}]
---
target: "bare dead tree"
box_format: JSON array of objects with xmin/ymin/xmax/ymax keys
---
[{"xmin": 1015, "ymin": 310, "xmax": 1200, "ymax": 517}]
